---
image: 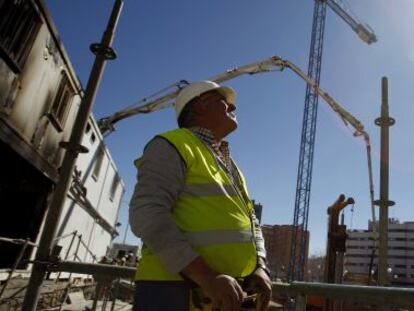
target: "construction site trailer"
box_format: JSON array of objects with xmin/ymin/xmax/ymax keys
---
[{"xmin": 0, "ymin": 0, "xmax": 125, "ymax": 278}]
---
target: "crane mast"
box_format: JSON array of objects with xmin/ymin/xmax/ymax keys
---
[
  {"xmin": 288, "ymin": 0, "xmax": 327, "ymax": 282},
  {"xmin": 288, "ymin": 0, "xmax": 376, "ymax": 282}
]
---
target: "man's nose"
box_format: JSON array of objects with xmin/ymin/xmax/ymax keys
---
[{"xmin": 227, "ymin": 103, "xmax": 236, "ymax": 112}]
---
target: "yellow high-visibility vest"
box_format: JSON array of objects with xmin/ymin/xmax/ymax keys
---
[{"xmin": 135, "ymin": 128, "xmax": 257, "ymax": 280}]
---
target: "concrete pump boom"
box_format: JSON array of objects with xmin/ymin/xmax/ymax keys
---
[
  {"xmin": 99, "ymin": 56, "xmax": 366, "ymax": 139},
  {"xmin": 97, "ymin": 55, "xmax": 376, "ymax": 253}
]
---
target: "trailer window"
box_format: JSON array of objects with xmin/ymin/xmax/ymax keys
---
[
  {"xmin": 92, "ymin": 147, "xmax": 104, "ymax": 181},
  {"xmin": 0, "ymin": 0, "xmax": 41, "ymax": 73},
  {"xmin": 109, "ymin": 173, "xmax": 120, "ymax": 201},
  {"xmin": 49, "ymin": 71, "xmax": 74, "ymax": 131}
]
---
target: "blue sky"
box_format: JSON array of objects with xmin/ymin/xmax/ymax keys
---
[{"xmin": 45, "ymin": 1, "xmax": 414, "ymax": 255}]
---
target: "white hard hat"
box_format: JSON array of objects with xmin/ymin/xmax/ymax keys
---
[{"xmin": 175, "ymin": 80, "xmax": 236, "ymax": 120}]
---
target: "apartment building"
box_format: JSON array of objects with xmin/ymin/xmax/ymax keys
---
[
  {"xmin": 345, "ymin": 219, "xmax": 414, "ymax": 286},
  {"xmin": 261, "ymin": 224, "xmax": 309, "ymax": 280}
]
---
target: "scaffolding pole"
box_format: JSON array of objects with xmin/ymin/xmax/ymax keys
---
[
  {"xmin": 21, "ymin": 1, "xmax": 123, "ymax": 309},
  {"xmin": 374, "ymin": 77, "xmax": 395, "ymax": 287}
]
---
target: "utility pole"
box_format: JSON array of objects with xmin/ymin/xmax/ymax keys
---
[
  {"xmin": 374, "ymin": 77, "xmax": 395, "ymax": 287},
  {"xmin": 22, "ymin": 1, "xmax": 123, "ymax": 309}
]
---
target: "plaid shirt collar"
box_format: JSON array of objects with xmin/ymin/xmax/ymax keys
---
[{"xmin": 189, "ymin": 127, "xmax": 231, "ymax": 170}]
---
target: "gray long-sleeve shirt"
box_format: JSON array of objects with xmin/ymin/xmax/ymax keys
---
[{"xmin": 129, "ymin": 136, "xmax": 266, "ymax": 274}]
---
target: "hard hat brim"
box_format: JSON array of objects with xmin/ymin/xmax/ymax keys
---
[{"xmin": 214, "ymin": 86, "xmax": 236, "ymax": 106}]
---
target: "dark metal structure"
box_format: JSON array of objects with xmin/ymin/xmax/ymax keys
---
[
  {"xmin": 288, "ymin": 0, "xmax": 377, "ymax": 281},
  {"xmin": 374, "ymin": 77, "xmax": 395, "ymax": 286},
  {"xmin": 324, "ymin": 194, "xmax": 354, "ymax": 310}
]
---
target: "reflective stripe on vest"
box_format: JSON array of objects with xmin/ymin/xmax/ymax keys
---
[
  {"xmin": 180, "ymin": 183, "xmax": 239, "ymax": 198},
  {"xmin": 135, "ymin": 128, "xmax": 257, "ymax": 281},
  {"xmin": 184, "ymin": 229, "xmax": 254, "ymax": 247}
]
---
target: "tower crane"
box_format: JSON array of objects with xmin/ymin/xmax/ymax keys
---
[{"xmin": 288, "ymin": 0, "xmax": 377, "ymax": 282}]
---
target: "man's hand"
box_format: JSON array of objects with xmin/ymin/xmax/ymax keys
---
[
  {"xmin": 244, "ymin": 266, "xmax": 272, "ymax": 311},
  {"xmin": 202, "ymin": 274, "xmax": 244, "ymax": 311},
  {"xmin": 182, "ymin": 257, "xmax": 244, "ymax": 311}
]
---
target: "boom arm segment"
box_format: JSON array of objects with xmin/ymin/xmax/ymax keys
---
[
  {"xmin": 209, "ymin": 56, "xmax": 368, "ymax": 139},
  {"xmin": 327, "ymin": 0, "xmax": 377, "ymax": 44},
  {"xmin": 97, "ymin": 57, "xmax": 287, "ymax": 135},
  {"xmin": 97, "ymin": 80, "xmax": 188, "ymax": 134},
  {"xmin": 99, "ymin": 55, "xmax": 369, "ymax": 140}
]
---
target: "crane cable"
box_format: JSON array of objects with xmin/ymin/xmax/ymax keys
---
[{"xmin": 342, "ymin": 123, "xmax": 378, "ymax": 284}]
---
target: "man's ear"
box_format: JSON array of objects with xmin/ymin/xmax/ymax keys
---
[{"xmin": 192, "ymin": 100, "xmax": 208, "ymax": 117}]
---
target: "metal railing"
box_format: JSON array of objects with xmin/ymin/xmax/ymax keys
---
[
  {"xmin": 48, "ymin": 261, "xmax": 135, "ymax": 311},
  {"xmin": 44, "ymin": 261, "xmax": 414, "ymax": 310},
  {"xmin": 0, "ymin": 231, "xmax": 98, "ymax": 299},
  {"xmin": 0, "ymin": 236, "xmax": 37, "ymax": 299},
  {"xmin": 3, "ymin": 247, "xmax": 414, "ymax": 310},
  {"xmin": 273, "ymin": 281, "xmax": 414, "ymax": 310}
]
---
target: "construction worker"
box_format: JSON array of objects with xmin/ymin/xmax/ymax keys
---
[{"xmin": 129, "ymin": 81, "xmax": 272, "ymax": 311}]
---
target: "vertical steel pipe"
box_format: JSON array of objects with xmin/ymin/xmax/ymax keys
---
[
  {"xmin": 21, "ymin": 1, "xmax": 123, "ymax": 310},
  {"xmin": 375, "ymin": 77, "xmax": 395, "ymax": 286},
  {"xmin": 55, "ymin": 230, "xmax": 77, "ymax": 282},
  {"xmin": 295, "ymin": 294, "xmax": 307, "ymax": 311}
]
